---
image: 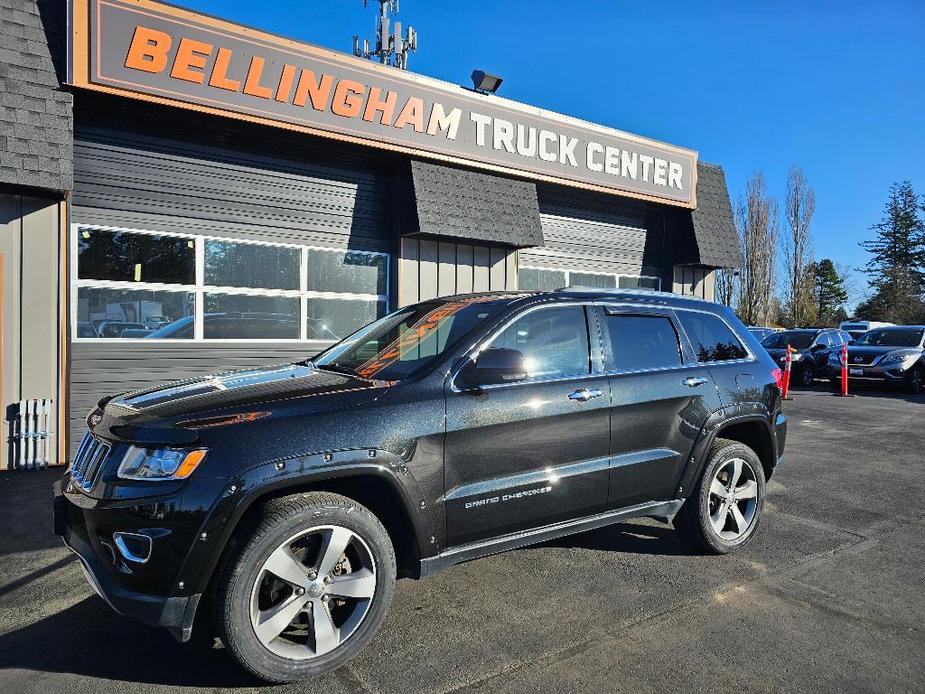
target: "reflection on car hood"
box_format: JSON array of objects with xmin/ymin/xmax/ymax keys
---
[
  {"xmin": 107, "ymin": 363, "xmax": 390, "ymax": 420},
  {"xmin": 847, "ymin": 346, "xmax": 922, "ymax": 358}
]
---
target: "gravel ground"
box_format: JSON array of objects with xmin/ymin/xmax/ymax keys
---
[{"xmin": 0, "ymin": 386, "xmax": 923, "ymax": 693}]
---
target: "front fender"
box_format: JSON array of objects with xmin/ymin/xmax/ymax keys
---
[{"xmin": 173, "ymin": 448, "xmax": 431, "ymax": 597}]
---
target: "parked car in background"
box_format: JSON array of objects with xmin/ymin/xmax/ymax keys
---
[
  {"xmin": 839, "ymin": 320, "xmax": 893, "ymax": 341},
  {"xmin": 761, "ymin": 328, "xmax": 848, "ymax": 386},
  {"xmin": 748, "ymin": 326, "xmax": 777, "ymax": 342},
  {"xmin": 55, "ymin": 289, "xmax": 787, "ymax": 682},
  {"xmin": 95, "ymin": 321, "xmax": 147, "ymax": 339},
  {"xmin": 828, "ymin": 325, "xmax": 925, "ymax": 393},
  {"xmin": 76, "ymin": 321, "xmax": 98, "ymax": 338}
]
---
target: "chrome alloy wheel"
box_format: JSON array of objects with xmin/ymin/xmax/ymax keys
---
[
  {"xmin": 708, "ymin": 458, "xmax": 760, "ymax": 541},
  {"xmin": 249, "ymin": 525, "xmax": 377, "ymax": 660}
]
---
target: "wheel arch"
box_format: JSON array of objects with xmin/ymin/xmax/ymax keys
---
[
  {"xmin": 185, "ymin": 456, "xmax": 431, "ymax": 610},
  {"xmin": 680, "ymin": 412, "xmax": 778, "ymax": 495}
]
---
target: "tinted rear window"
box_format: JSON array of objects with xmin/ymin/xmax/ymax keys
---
[
  {"xmin": 677, "ymin": 311, "xmax": 749, "ymax": 362},
  {"xmin": 606, "ymin": 315, "xmax": 682, "ymax": 371}
]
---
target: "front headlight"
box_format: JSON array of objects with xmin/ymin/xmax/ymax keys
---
[
  {"xmin": 790, "ymin": 352, "xmax": 803, "ymax": 361},
  {"xmin": 879, "ymin": 352, "xmax": 919, "ymax": 369},
  {"xmin": 117, "ymin": 446, "xmax": 207, "ymax": 480},
  {"xmin": 828, "ymin": 352, "xmax": 842, "ymax": 364}
]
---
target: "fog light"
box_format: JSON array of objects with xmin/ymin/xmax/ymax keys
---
[{"xmin": 113, "ymin": 532, "xmax": 153, "ymax": 563}]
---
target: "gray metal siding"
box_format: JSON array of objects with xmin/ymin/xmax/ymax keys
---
[
  {"xmin": 68, "ymin": 343, "xmax": 319, "ymax": 454},
  {"xmin": 521, "ymin": 185, "xmax": 655, "ymax": 275},
  {"xmin": 68, "ymin": 102, "xmax": 398, "ymax": 457}
]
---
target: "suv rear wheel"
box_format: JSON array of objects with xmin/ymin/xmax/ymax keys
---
[
  {"xmin": 675, "ymin": 438, "xmax": 766, "ymax": 554},
  {"xmin": 214, "ymin": 492, "xmax": 396, "ymax": 683}
]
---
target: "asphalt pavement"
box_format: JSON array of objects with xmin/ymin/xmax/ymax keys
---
[{"xmin": 1, "ymin": 385, "xmax": 923, "ymax": 693}]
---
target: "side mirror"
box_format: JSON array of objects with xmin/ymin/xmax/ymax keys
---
[
  {"xmin": 811, "ymin": 344, "xmax": 825, "ymax": 352},
  {"xmin": 458, "ymin": 348, "xmax": 528, "ymax": 389}
]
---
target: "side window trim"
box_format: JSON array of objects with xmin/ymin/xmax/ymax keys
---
[
  {"xmin": 597, "ymin": 304, "xmax": 688, "ymax": 374},
  {"xmin": 449, "ymin": 302, "xmax": 603, "ymax": 391}
]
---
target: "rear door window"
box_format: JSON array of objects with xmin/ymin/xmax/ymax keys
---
[
  {"xmin": 605, "ymin": 314, "xmax": 682, "ymax": 372},
  {"xmin": 676, "ymin": 311, "xmax": 749, "ymax": 362}
]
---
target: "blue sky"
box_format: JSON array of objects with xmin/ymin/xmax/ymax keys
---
[{"xmin": 182, "ymin": 0, "xmax": 925, "ymax": 306}]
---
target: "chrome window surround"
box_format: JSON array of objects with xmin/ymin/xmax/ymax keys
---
[{"xmin": 449, "ymin": 300, "xmax": 757, "ymax": 393}]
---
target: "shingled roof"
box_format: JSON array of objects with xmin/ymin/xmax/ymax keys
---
[
  {"xmin": 0, "ymin": 0, "xmax": 73, "ymax": 194},
  {"xmin": 689, "ymin": 162, "xmax": 742, "ymax": 268},
  {"xmin": 409, "ymin": 159, "xmax": 544, "ymax": 248}
]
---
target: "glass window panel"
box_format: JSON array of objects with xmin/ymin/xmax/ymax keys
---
[
  {"xmin": 619, "ymin": 275, "xmax": 660, "ymax": 290},
  {"xmin": 570, "ymin": 272, "xmax": 616, "ymax": 289},
  {"xmin": 518, "ymin": 267, "xmax": 567, "ymax": 291},
  {"xmin": 306, "ymin": 298, "xmax": 386, "ymax": 341},
  {"xmin": 77, "ymin": 228, "xmax": 195, "ymax": 285},
  {"xmin": 492, "ymin": 306, "xmax": 590, "ymax": 379},
  {"xmin": 677, "ymin": 311, "xmax": 749, "ymax": 362},
  {"xmin": 204, "ymin": 239, "xmax": 300, "ymax": 290},
  {"xmin": 203, "ymin": 294, "xmax": 300, "ymax": 339},
  {"xmin": 307, "ymin": 250, "xmax": 387, "ymax": 295},
  {"xmin": 607, "ymin": 315, "xmax": 681, "ymax": 371},
  {"xmin": 76, "ymin": 287, "xmax": 194, "ymax": 338}
]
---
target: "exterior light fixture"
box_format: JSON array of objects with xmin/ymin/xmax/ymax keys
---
[{"xmin": 471, "ymin": 70, "xmax": 503, "ymax": 95}]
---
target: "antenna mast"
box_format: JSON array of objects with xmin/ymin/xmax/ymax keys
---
[{"xmin": 353, "ymin": 0, "xmax": 417, "ymax": 70}]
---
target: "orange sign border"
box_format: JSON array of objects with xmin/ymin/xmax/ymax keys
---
[{"xmin": 69, "ymin": 0, "xmax": 698, "ymax": 209}]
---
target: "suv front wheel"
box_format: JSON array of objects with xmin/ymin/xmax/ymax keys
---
[
  {"xmin": 214, "ymin": 492, "xmax": 396, "ymax": 683},
  {"xmin": 675, "ymin": 438, "xmax": 766, "ymax": 554}
]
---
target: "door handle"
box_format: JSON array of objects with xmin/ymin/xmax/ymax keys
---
[
  {"xmin": 682, "ymin": 376, "xmax": 709, "ymax": 388},
  {"xmin": 568, "ymin": 388, "xmax": 604, "ymax": 401}
]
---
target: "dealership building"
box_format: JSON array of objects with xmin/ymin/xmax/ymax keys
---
[{"xmin": 0, "ymin": 0, "xmax": 740, "ymax": 466}]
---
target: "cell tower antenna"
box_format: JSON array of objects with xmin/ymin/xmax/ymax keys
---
[{"xmin": 353, "ymin": 0, "xmax": 417, "ymax": 70}]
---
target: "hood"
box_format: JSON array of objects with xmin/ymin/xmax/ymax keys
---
[
  {"xmin": 92, "ymin": 363, "xmax": 392, "ymax": 445},
  {"xmin": 845, "ymin": 345, "xmax": 922, "ymax": 364}
]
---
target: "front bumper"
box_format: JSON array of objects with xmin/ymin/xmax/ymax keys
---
[
  {"xmin": 826, "ymin": 363, "xmax": 912, "ymax": 384},
  {"xmin": 53, "ymin": 479, "xmax": 201, "ymax": 642}
]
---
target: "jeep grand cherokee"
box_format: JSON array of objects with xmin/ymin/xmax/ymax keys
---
[{"xmin": 54, "ymin": 289, "xmax": 787, "ymax": 682}]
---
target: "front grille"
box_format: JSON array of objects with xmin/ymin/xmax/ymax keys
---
[
  {"xmin": 70, "ymin": 432, "xmax": 112, "ymax": 491},
  {"xmin": 849, "ymin": 356, "xmax": 877, "ymax": 366}
]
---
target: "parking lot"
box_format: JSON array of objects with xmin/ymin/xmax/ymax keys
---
[{"xmin": 0, "ymin": 386, "xmax": 923, "ymax": 694}]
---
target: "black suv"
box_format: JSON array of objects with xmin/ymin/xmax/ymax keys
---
[
  {"xmin": 760, "ymin": 328, "xmax": 849, "ymax": 387},
  {"xmin": 54, "ymin": 290, "xmax": 787, "ymax": 682}
]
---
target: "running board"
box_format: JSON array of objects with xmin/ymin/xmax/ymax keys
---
[{"xmin": 419, "ymin": 499, "xmax": 684, "ymax": 578}]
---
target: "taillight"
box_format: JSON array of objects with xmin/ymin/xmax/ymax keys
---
[{"xmin": 771, "ymin": 368, "xmax": 784, "ymax": 390}]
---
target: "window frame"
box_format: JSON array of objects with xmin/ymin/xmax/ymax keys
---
[
  {"xmin": 599, "ymin": 306, "xmax": 687, "ymax": 375},
  {"xmin": 518, "ymin": 264, "xmax": 661, "ymax": 292},
  {"xmin": 449, "ymin": 301, "xmax": 604, "ymax": 392},
  {"xmin": 672, "ymin": 306, "xmax": 756, "ymax": 365},
  {"xmin": 71, "ymin": 224, "xmax": 389, "ymax": 343}
]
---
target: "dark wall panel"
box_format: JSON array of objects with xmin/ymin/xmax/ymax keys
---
[
  {"xmin": 68, "ymin": 97, "xmax": 398, "ymax": 456},
  {"xmin": 520, "ymin": 184, "xmax": 660, "ymax": 276}
]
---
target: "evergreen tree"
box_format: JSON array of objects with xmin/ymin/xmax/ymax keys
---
[
  {"xmin": 812, "ymin": 259, "xmax": 848, "ymax": 326},
  {"xmin": 857, "ymin": 181, "xmax": 925, "ymax": 323}
]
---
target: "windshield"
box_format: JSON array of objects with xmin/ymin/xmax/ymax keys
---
[
  {"xmin": 762, "ymin": 331, "xmax": 816, "ymax": 349},
  {"xmin": 311, "ymin": 297, "xmax": 512, "ymax": 381},
  {"xmin": 854, "ymin": 329, "xmax": 924, "ymax": 348}
]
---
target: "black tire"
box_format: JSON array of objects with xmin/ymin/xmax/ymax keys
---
[
  {"xmin": 214, "ymin": 492, "xmax": 396, "ymax": 683},
  {"xmin": 905, "ymin": 364, "xmax": 924, "ymax": 394},
  {"xmin": 675, "ymin": 438, "xmax": 766, "ymax": 554},
  {"xmin": 797, "ymin": 363, "xmax": 815, "ymax": 387}
]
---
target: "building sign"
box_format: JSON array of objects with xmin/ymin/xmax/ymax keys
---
[{"xmin": 69, "ymin": 0, "xmax": 697, "ymax": 208}]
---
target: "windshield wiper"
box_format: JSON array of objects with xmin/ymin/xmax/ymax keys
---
[{"xmin": 314, "ymin": 363, "xmax": 363, "ymax": 378}]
